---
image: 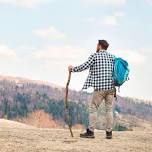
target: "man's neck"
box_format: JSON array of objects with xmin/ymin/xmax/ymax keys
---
[{"xmin": 99, "ymin": 49, "xmax": 106, "ymax": 52}]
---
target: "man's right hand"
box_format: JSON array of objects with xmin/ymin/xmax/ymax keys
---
[{"xmin": 68, "ymin": 65, "xmax": 74, "ymax": 72}]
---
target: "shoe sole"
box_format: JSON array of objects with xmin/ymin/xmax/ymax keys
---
[{"xmin": 80, "ymin": 135, "xmax": 95, "ymax": 139}]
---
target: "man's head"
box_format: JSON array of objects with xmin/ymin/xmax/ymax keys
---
[{"xmin": 96, "ymin": 40, "xmax": 109, "ymax": 52}]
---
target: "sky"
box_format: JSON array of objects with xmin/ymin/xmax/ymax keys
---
[{"xmin": 0, "ymin": 0, "xmax": 152, "ymax": 101}]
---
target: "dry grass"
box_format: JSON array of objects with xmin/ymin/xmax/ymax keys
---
[
  {"xmin": 15, "ymin": 110, "xmax": 61, "ymax": 128},
  {"xmin": 0, "ymin": 119, "xmax": 152, "ymax": 152}
]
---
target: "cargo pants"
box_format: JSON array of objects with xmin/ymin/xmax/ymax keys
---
[{"xmin": 88, "ymin": 88, "xmax": 115, "ymax": 132}]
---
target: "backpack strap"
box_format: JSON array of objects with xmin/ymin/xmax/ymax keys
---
[
  {"xmin": 112, "ymin": 56, "xmax": 117, "ymax": 101},
  {"xmin": 112, "ymin": 80, "xmax": 117, "ymax": 101},
  {"xmin": 112, "ymin": 55, "xmax": 116, "ymax": 60}
]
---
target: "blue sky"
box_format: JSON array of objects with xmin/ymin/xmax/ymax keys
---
[{"xmin": 0, "ymin": 0, "xmax": 152, "ymax": 101}]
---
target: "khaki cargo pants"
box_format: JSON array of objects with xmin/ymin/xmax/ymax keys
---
[{"xmin": 88, "ymin": 88, "xmax": 115, "ymax": 132}]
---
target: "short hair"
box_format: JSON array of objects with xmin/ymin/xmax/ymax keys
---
[{"xmin": 98, "ymin": 40, "xmax": 109, "ymax": 50}]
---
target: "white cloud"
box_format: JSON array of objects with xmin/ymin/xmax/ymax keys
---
[
  {"xmin": 103, "ymin": 16, "xmax": 118, "ymax": 26},
  {"xmin": 111, "ymin": 49, "xmax": 147, "ymax": 66},
  {"xmin": 0, "ymin": 0, "xmax": 48, "ymax": 8},
  {"xmin": 86, "ymin": 17, "xmax": 96, "ymax": 22},
  {"xmin": 82, "ymin": 0, "xmax": 126, "ymax": 6},
  {"xmin": 87, "ymin": 11, "xmax": 125, "ymax": 26},
  {"xmin": 114, "ymin": 11, "xmax": 125, "ymax": 17},
  {"xmin": 102, "ymin": 11, "xmax": 125, "ymax": 26},
  {"xmin": 146, "ymin": 0, "xmax": 152, "ymax": 5},
  {"xmin": 31, "ymin": 45, "xmax": 87, "ymax": 62},
  {"xmin": 124, "ymin": 51, "xmax": 146, "ymax": 65},
  {"xmin": 33, "ymin": 26, "xmax": 65, "ymax": 40},
  {"xmin": 0, "ymin": 44, "xmax": 17, "ymax": 60},
  {"xmin": 30, "ymin": 45, "xmax": 89, "ymax": 87},
  {"xmin": 31, "ymin": 45, "xmax": 147, "ymax": 68}
]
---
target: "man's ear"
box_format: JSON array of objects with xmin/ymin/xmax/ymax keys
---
[
  {"xmin": 96, "ymin": 44, "xmax": 99, "ymax": 52},
  {"xmin": 99, "ymin": 45, "xmax": 102, "ymax": 50}
]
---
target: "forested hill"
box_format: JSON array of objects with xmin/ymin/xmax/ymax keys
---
[
  {"xmin": 0, "ymin": 75, "xmax": 91, "ymax": 103},
  {"xmin": 0, "ymin": 75, "xmax": 152, "ymax": 125}
]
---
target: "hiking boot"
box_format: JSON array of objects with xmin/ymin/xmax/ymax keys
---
[
  {"xmin": 80, "ymin": 129, "xmax": 95, "ymax": 138},
  {"xmin": 106, "ymin": 131, "xmax": 112, "ymax": 139}
]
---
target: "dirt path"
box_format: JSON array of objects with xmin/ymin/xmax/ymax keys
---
[{"xmin": 0, "ymin": 119, "xmax": 152, "ymax": 152}]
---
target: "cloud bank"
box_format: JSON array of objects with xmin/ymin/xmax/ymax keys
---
[
  {"xmin": 0, "ymin": 0, "xmax": 48, "ymax": 8},
  {"xmin": 33, "ymin": 26, "xmax": 65, "ymax": 40},
  {"xmin": 82, "ymin": 0, "xmax": 126, "ymax": 6}
]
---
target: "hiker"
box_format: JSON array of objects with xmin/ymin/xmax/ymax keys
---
[{"xmin": 68, "ymin": 40, "xmax": 116, "ymax": 139}]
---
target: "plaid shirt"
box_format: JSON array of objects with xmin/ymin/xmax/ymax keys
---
[{"xmin": 72, "ymin": 50, "xmax": 115, "ymax": 91}]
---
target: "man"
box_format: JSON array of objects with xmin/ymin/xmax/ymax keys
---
[{"xmin": 68, "ymin": 40, "xmax": 115, "ymax": 139}]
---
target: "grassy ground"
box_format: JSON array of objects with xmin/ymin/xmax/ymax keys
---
[{"xmin": 0, "ymin": 119, "xmax": 152, "ymax": 152}]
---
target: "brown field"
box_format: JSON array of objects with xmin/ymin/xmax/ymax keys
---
[{"xmin": 0, "ymin": 119, "xmax": 152, "ymax": 152}]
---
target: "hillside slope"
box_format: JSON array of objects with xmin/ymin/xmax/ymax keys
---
[
  {"xmin": 0, "ymin": 119, "xmax": 151, "ymax": 152},
  {"xmin": 0, "ymin": 75, "xmax": 152, "ymax": 124}
]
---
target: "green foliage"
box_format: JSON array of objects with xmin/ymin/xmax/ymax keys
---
[
  {"xmin": 114, "ymin": 124, "xmax": 128, "ymax": 131},
  {"xmin": 45, "ymin": 100, "xmax": 89, "ymax": 126},
  {"xmin": 115, "ymin": 105, "xmax": 121, "ymax": 113},
  {"xmin": 2, "ymin": 98, "xmax": 10, "ymax": 119},
  {"xmin": 0, "ymin": 78, "xmax": 152, "ymax": 129},
  {"xmin": 9, "ymin": 93, "xmax": 29, "ymax": 118}
]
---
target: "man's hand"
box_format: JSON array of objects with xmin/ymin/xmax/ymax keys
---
[{"xmin": 68, "ymin": 65, "xmax": 74, "ymax": 72}]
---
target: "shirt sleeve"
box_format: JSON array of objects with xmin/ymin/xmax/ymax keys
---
[{"xmin": 72, "ymin": 53, "xmax": 95, "ymax": 72}]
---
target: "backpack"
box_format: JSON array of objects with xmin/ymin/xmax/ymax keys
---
[{"xmin": 112, "ymin": 55, "xmax": 130, "ymax": 87}]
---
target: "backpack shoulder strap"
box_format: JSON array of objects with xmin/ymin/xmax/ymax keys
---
[{"xmin": 111, "ymin": 54, "xmax": 116, "ymax": 60}]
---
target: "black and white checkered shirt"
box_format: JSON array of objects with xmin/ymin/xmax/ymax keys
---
[{"xmin": 72, "ymin": 50, "xmax": 115, "ymax": 91}]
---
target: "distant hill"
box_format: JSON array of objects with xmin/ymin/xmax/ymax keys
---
[
  {"xmin": 0, "ymin": 75, "xmax": 91, "ymax": 102},
  {"xmin": 0, "ymin": 75, "xmax": 152, "ymax": 130}
]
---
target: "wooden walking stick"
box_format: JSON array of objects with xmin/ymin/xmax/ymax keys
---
[{"xmin": 64, "ymin": 71, "xmax": 74, "ymax": 137}]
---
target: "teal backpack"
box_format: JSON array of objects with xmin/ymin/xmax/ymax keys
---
[{"xmin": 112, "ymin": 55, "xmax": 130, "ymax": 88}]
